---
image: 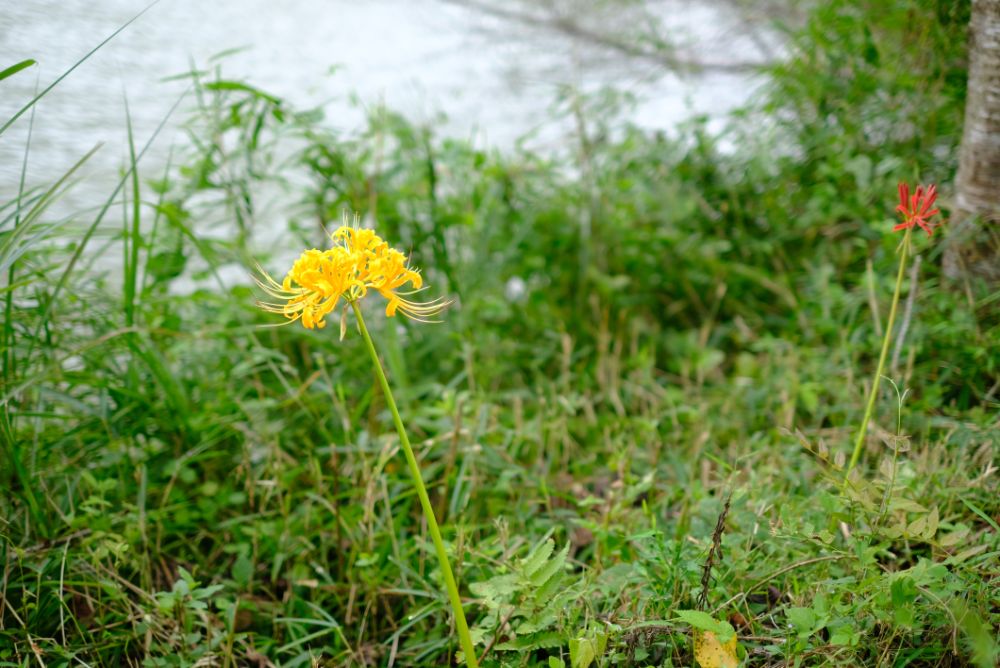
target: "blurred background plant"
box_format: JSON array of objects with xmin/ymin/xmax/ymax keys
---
[{"xmin": 1, "ymin": 0, "xmax": 997, "ymax": 666}]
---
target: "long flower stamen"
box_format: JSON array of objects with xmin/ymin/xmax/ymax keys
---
[{"xmin": 254, "ymin": 220, "xmax": 449, "ymax": 330}]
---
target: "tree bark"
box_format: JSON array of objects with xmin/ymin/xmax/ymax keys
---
[{"xmin": 945, "ymin": 0, "xmax": 1000, "ymax": 284}]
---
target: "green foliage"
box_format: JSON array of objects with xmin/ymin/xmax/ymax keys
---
[
  {"xmin": 470, "ymin": 540, "xmax": 577, "ymax": 657},
  {"xmin": 1, "ymin": 0, "xmax": 997, "ymax": 666},
  {"xmin": 674, "ymin": 611, "xmax": 735, "ymax": 644},
  {"xmin": 567, "ymin": 631, "xmax": 608, "ymax": 668}
]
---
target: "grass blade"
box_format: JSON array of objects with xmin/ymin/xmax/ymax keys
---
[
  {"xmin": 24, "ymin": 90, "xmax": 187, "ymax": 362},
  {"xmin": 0, "ymin": 1, "xmax": 160, "ymax": 136},
  {"xmin": 0, "ymin": 144, "xmax": 103, "ymax": 276},
  {"xmin": 0, "ymin": 59, "xmax": 37, "ymax": 83}
]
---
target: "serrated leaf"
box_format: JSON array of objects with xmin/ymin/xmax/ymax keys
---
[
  {"xmin": 536, "ymin": 569, "xmax": 565, "ymax": 603},
  {"xmin": 522, "ymin": 608, "xmax": 558, "ymax": 634},
  {"xmin": 530, "ymin": 543, "xmax": 569, "ymax": 588},
  {"xmin": 531, "ymin": 632, "xmax": 566, "ymax": 650},
  {"xmin": 522, "ymin": 539, "xmax": 555, "ymax": 578},
  {"xmin": 519, "ymin": 589, "xmax": 571, "ymax": 635},
  {"xmin": 470, "ymin": 573, "xmax": 518, "ymax": 608}
]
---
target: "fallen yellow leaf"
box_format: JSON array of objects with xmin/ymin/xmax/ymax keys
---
[{"xmin": 693, "ymin": 630, "xmax": 738, "ymax": 668}]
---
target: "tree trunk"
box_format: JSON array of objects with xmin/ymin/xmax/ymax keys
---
[{"xmin": 945, "ymin": 0, "xmax": 1000, "ymax": 284}]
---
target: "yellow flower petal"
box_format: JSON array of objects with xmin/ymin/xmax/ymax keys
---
[{"xmin": 255, "ymin": 219, "xmax": 449, "ymax": 330}]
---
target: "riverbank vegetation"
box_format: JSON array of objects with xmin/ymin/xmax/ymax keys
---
[{"xmin": 1, "ymin": 1, "xmax": 997, "ymax": 666}]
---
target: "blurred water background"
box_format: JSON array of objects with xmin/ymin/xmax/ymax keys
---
[{"xmin": 1, "ymin": 0, "xmax": 769, "ymax": 212}]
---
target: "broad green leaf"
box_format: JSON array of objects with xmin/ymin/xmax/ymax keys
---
[
  {"xmin": 232, "ymin": 552, "xmax": 253, "ymax": 587},
  {"xmin": 675, "ymin": 610, "xmax": 735, "ymax": 643},
  {"xmin": 786, "ymin": 606, "xmax": 818, "ymax": 635},
  {"xmin": 908, "ymin": 514, "xmax": 927, "ymax": 537},
  {"xmin": 890, "ymin": 576, "xmax": 916, "ymax": 607},
  {"xmin": 569, "ymin": 637, "xmax": 596, "ymax": 668}
]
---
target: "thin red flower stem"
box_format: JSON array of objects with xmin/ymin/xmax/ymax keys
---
[{"xmin": 843, "ymin": 227, "xmax": 911, "ymax": 489}]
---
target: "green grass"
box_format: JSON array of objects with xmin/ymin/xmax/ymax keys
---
[{"xmin": 1, "ymin": 0, "xmax": 998, "ymax": 666}]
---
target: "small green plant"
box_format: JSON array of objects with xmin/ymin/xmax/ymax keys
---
[
  {"xmin": 470, "ymin": 539, "xmax": 578, "ymax": 662},
  {"xmin": 2, "ymin": 2, "xmax": 998, "ymax": 665},
  {"xmin": 146, "ymin": 567, "xmax": 227, "ymax": 666}
]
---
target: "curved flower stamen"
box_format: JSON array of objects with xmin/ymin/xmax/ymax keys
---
[{"xmin": 255, "ymin": 221, "xmax": 451, "ymax": 330}]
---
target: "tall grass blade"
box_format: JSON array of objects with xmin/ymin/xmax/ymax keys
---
[
  {"xmin": 0, "ymin": 144, "xmax": 102, "ymax": 276},
  {"xmin": 24, "ymin": 90, "xmax": 186, "ymax": 361},
  {"xmin": 0, "ymin": 91, "xmax": 46, "ymax": 536}
]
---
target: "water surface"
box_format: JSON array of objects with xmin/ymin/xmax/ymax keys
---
[{"xmin": 1, "ymin": 0, "xmax": 763, "ymax": 220}]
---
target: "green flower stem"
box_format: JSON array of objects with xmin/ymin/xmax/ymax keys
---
[
  {"xmin": 351, "ymin": 302, "xmax": 479, "ymax": 668},
  {"xmin": 843, "ymin": 227, "xmax": 911, "ymax": 489}
]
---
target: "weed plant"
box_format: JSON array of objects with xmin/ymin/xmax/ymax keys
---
[{"xmin": 1, "ymin": 0, "xmax": 997, "ymax": 666}]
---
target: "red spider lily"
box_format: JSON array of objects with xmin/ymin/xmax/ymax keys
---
[{"xmin": 894, "ymin": 182, "xmax": 941, "ymax": 236}]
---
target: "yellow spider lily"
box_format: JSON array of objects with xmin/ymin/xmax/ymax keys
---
[
  {"xmin": 254, "ymin": 218, "xmax": 474, "ymax": 665},
  {"xmin": 256, "ymin": 221, "xmax": 449, "ymax": 329}
]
